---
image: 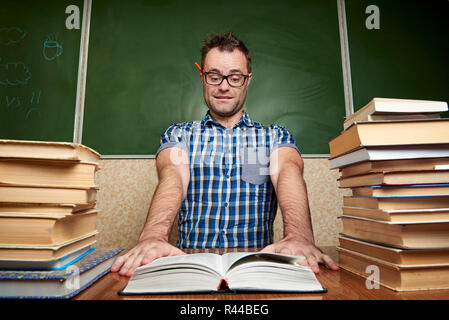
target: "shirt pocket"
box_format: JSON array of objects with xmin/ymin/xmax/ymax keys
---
[{"xmin": 240, "ymin": 146, "xmax": 270, "ymax": 185}]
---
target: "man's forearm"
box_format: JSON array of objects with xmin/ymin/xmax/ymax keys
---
[
  {"xmin": 139, "ymin": 166, "xmax": 186, "ymax": 242},
  {"xmin": 264, "ymin": 149, "xmax": 339, "ymax": 272},
  {"xmin": 275, "ymin": 161, "xmax": 314, "ymax": 243},
  {"xmin": 110, "ymin": 148, "xmax": 189, "ymax": 276}
]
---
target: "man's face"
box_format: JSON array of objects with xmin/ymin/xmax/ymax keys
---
[{"xmin": 201, "ymin": 47, "xmax": 252, "ymax": 118}]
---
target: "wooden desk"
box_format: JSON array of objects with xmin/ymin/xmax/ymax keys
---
[{"xmin": 74, "ymin": 247, "xmax": 449, "ymax": 300}]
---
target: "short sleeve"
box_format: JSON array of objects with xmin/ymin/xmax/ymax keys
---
[
  {"xmin": 155, "ymin": 123, "xmax": 189, "ymax": 157},
  {"xmin": 270, "ymin": 124, "xmax": 301, "ymax": 155}
]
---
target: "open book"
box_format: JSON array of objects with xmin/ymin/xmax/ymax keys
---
[{"xmin": 119, "ymin": 252, "xmax": 326, "ymax": 294}]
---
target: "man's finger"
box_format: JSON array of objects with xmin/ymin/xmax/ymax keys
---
[
  {"xmin": 170, "ymin": 247, "xmax": 187, "ymax": 256},
  {"xmin": 296, "ymin": 258, "xmax": 308, "ymax": 267},
  {"xmin": 295, "ymin": 254, "xmax": 319, "ymax": 273},
  {"xmin": 141, "ymin": 252, "xmax": 156, "ymax": 266},
  {"xmin": 306, "ymin": 255, "xmax": 320, "ymax": 274},
  {"xmin": 111, "ymin": 255, "xmax": 125, "ymax": 272},
  {"xmin": 320, "ymin": 254, "xmax": 339, "ymax": 271},
  {"xmin": 259, "ymin": 244, "xmax": 275, "ymax": 253},
  {"xmin": 278, "ymin": 246, "xmax": 292, "ymax": 255},
  {"xmin": 119, "ymin": 253, "xmax": 139, "ymax": 277},
  {"xmin": 125, "ymin": 254, "xmax": 145, "ymax": 276},
  {"xmin": 111, "ymin": 252, "xmax": 132, "ymax": 273},
  {"xmin": 261, "ymin": 243, "xmax": 295, "ymax": 255}
]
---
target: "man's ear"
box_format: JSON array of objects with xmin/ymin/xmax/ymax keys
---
[{"xmin": 247, "ymin": 73, "xmax": 253, "ymax": 86}]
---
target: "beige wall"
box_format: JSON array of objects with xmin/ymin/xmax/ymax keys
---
[{"xmin": 94, "ymin": 158, "xmax": 348, "ymax": 250}]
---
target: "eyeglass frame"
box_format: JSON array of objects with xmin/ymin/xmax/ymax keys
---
[{"xmin": 203, "ymin": 71, "xmax": 250, "ymax": 87}]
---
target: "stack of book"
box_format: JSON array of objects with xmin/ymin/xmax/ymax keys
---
[
  {"xmin": 328, "ymin": 98, "xmax": 449, "ymax": 291},
  {"xmin": 0, "ymin": 139, "xmax": 122, "ymax": 298}
]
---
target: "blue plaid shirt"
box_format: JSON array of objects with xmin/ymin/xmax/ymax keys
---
[{"xmin": 156, "ymin": 111, "xmax": 300, "ymax": 249}]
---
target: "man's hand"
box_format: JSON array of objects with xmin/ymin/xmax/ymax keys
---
[
  {"xmin": 260, "ymin": 236, "xmax": 339, "ymax": 274},
  {"xmin": 111, "ymin": 237, "xmax": 185, "ymax": 277}
]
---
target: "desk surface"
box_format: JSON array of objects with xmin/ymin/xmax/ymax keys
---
[{"xmin": 74, "ymin": 247, "xmax": 449, "ymax": 300}]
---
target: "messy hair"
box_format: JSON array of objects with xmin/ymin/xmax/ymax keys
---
[{"xmin": 200, "ymin": 32, "xmax": 252, "ymax": 73}]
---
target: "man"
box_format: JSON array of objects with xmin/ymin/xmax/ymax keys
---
[{"xmin": 111, "ymin": 32, "xmax": 338, "ymax": 276}]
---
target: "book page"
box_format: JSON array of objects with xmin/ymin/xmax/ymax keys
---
[
  {"xmin": 134, "ymin": 253, "xmax": 223, "ymax": 276},
  {"xmin": 221, "ymin": 252, "xmax": 304, "ymax": 274},
  {"xmin": 220, "ymin": 252, "xmax": 256, "ymax": 274},
  {"xmin": 221, "ymin": 253, "xmax": 324, "ymax": 292}
]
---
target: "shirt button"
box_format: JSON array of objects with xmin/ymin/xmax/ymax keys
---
[{"xmin": 224, "ymin": 202, "xmax": 228, "ymax": 207}]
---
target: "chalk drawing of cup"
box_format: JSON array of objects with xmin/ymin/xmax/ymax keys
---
[{"xmin": 43, "ymin": 35, "xmax": 63, "ymax": 61}]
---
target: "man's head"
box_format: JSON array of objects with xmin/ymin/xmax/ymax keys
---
[{"xmin": 200, "ymin": 32, "xmax": 252, "ymax": 119}]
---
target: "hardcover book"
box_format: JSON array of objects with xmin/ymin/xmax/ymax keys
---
[
  {"xmin": 338, "ymin": 169, "xmax": 449, "ymax": 188},
  {"xmin": 0, "ymin": 244, "xmax": 95, "ymax": 270},
  {"xmin": 0, "ymin": 159, "xmax": 98, "ymax": 188},
  {"xmin": 342, "ymin": 206, "xmax": 449, "ymax": 223},
  {"xmin": 0, "ymin": 184, "xmax": 97, "ymax": 205},
  {"xmin": 119, "ymin": 252, "xmax": 326, "ymax": 295},
  {"xmin": 328, "ymin": 119, "xmax": 449, "ymax": 158},
  {"xmin": 339, "ymin": 215, "xmax": 449, "ymax": 249},
  {"xmin": 351, "ymin": 184, "xmax": 449, "ymax": 197},
  {"xmin": 328, "ymin": 145, "xmax": 449, "ymax": 169},
  {"xmin": 343, "ymin": 195, "xmax": 449, "ymax": 210},
  {"xmin": 338, "ymin": 235, "xmax": 449, "ymax": 266},
  {"xmin": 0, "ymin": 202, "xmax": 96, "ymax": 215},
  {"xmin": 0, "ymin": 139, "xmax": 100, "ymax": 163},
  {"xmin": 343, "ymin": 98, "xmax": 448, "ymax": 130},
  {"xmin": 0, "ymin": 248, "xmax": 122, "ymax": 299},
  {"xmin": 337, "ymin": 246, "xmax": 449, "ymax": 291},
  {"xmin": 340, "ymin": 157, "xmax": 449, "ymax": 178},
  {"xmin": 0, "ymin": 210, "xmax": 98, "ymax": 245},
  {"xmin": 0, "ymin": 232, "xmax": 97, "ymax": 260}
]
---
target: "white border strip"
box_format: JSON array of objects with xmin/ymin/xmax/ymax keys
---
[
  {"xmin": 73, "ymin": 0, "xmax": 92, "ymax": 143},
  {"xmin": 337, "ymin": 0, "xmax": 354, "ymax": 117}
]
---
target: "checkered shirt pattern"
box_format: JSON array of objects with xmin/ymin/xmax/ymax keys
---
[{"xmin": 156, "ymin": 111, "xmax": 300, "ymax": 248}]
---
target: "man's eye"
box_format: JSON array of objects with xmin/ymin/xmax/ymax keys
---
[{"xmin": 230, "ymin": 76, "xmax": 241, "ymax": 82}]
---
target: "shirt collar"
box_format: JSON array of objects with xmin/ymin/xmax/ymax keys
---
[{"xmin": 201, "ymin": 110, "xmax": 255, "ymax": 128}]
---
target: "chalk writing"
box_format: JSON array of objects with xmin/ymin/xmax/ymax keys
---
[
  {"xmin": 2, "ymin": 89, "xmax": 42, "ymax": 118},
  {"xmin": 26, "ymin": 107, "xmax": 41, "ymax": 119},
  {"xmin": 6, "ymin": 96, "xmax": 20, "ymax": 108},
  {"xmin": 30, "ymin": 90, "xmax": 41, "ymax": 105}
]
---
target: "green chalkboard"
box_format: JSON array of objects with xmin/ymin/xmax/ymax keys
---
[
  {"xmin": 0, "ymin": 0, "xmax": 83, "ymax": 142},
  {"xmin": 83, "ymin": 0, "xmax": 345, "ymax": 155},
  {"xmin": 345, "ymin": 0, "xmax": 449, "ymax": 114}
]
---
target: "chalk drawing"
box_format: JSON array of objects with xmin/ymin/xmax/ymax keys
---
[
  {"xmin": 0, "ymin": 27, "xmax": 27, "ymax": 45},
  {"xmin": 0, "ymin": 61, "xmax": 32, "ymax": 86},
  {"xmin": 43, "ymin": 34, "xmax": 63, "ymax": 61}
]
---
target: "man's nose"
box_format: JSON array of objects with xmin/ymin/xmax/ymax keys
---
[{"xmin": 218, "ymin": 78, "xmax": 231, "ymax": 91}]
